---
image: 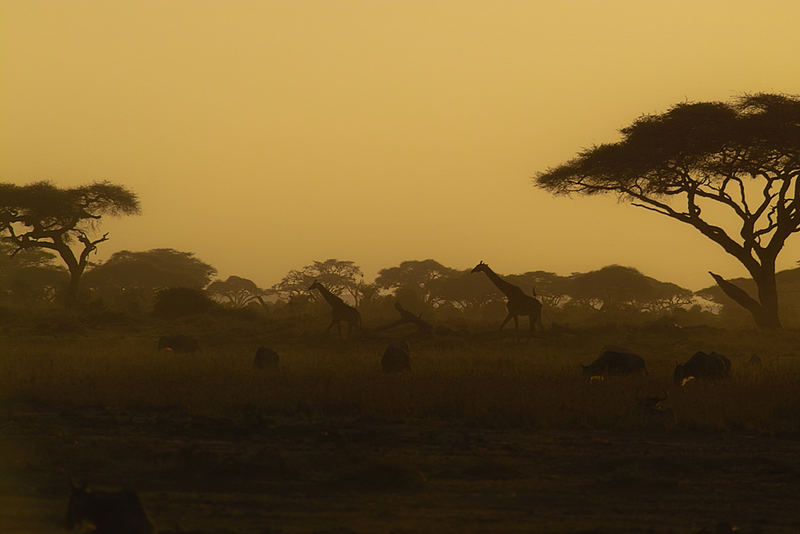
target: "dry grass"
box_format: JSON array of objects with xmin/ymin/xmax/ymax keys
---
[
  {"xmin": 1, "ymin": 322, "xmax": 799, "ymax": 434},
  {"xmin": 3, "ymin": 321, "xmax": 800, "ymax": 533}
]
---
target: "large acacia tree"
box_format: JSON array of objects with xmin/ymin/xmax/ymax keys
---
[
  {"xmin": 0, "ymin": 181, "xmax": 140, "ymax": 307},
  {"xmin": 536, "ymin": 94, "xmax": 800, "ymax": 329}
]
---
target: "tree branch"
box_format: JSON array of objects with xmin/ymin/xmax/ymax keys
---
[{"xmin": 77, "ymin": 231, "xmax": 109, "ymax": 269}]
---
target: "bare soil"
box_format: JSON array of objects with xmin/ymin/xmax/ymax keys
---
[{"xmin": 2, "ymin": 403, "xmax": 799, "ymax": 534}]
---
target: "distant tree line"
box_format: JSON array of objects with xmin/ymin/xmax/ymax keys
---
[{"xmin": 0, "ymin": 241, "xmax": 747, "ymax": 326}]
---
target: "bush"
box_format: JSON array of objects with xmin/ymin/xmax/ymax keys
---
[{"xmin": 153, "ymin": 287, "xmax": 218, "ymax": 317}]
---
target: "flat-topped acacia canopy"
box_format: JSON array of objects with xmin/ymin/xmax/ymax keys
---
[{"xmin": 535, "ymin": 93, "xmax": 800, "ymax": 328}]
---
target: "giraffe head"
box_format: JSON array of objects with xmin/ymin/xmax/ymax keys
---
[{"xmin": 471, "ymin": 260, "xmax": 489, "ymax": 274}]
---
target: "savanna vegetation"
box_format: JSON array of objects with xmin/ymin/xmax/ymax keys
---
[
  {"xmin": 2, "ymin": 290, "xmax": 799, "ymax": 533},
  {"xmin": 3, "ymin": 94, "xmax": 800, "ymax": 533}
]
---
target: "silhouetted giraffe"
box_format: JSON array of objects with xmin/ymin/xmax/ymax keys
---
[
  {"xmin": 471, "ymin": 261, "xmax": 542, "ymax": 340},
  {"xmin": 308, "ymin": 280, "xmax": 361, "ymax": 339}
]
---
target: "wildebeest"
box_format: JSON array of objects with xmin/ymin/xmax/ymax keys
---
[
  {"xmin": 382, "ymin": 341, "xmax": 411, "ymax": 373},
  {"xmin": 254, "ymin": 346, "xmax": 279, "ymax": 369},
  {"xmin": 673, "ymin": 351, "xmax": 731, "ymax": 385},
  {"xmin": 582, "ymin": 348, "xmax": 647, "ymax": 377},
  {"xmin": 157, "ymin": 334, "xmax": 199, "ymax": 353},
  {"xmin": 66, "ymin": 480, "xmax": 155, "ymax": 534}
]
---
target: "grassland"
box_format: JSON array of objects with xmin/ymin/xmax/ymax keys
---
[{"xmin": 1, "ymin": 312, "xmax": 800, "ymax": 532}]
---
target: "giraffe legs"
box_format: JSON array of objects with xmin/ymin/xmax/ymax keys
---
[
  {"xmin": 500, "ymin": 313, "xmax": 521, "ymax": 341},
  {"xmin": 524, "ymin": 313, "xmax": 536, "ymax": 342},
  {"xmin": 327, "ymin": 319, "xmax": 344, "ymax": 340},
  {"xmin": 326, "ymin": 318, "xmax": 357, "ymax": 341}
]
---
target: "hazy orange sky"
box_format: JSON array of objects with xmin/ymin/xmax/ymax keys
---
[{"xmin": 3, "ymin": 1, "xmax": 800, "ymax": 290}]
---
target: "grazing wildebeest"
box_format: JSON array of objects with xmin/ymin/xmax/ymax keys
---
[
  {"xmin": 66, "ymin": 480, "xmax": 155, "ymax": 534},
  {"xmin": 673, "ymin": 351, "xmax": 731, "ymax": 385},
  {"xmin": 582, "ymin": 348, "xmax": 647, "ymax": 377},
  {"xmin": 254, "ymin": 346, "xmax": 279, "ymax": 369},
  {"xmin": 157, "ymin": 334, "xmax": 199, "ymax": 353},
  {"xmin": 382, "ymin": 341, "xmax": 411, "ymax": 373}
]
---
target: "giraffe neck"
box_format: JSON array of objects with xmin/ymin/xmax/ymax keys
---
[
  {"xmin": 316, "ymin": 284, "xmax": 344, "ymax": 307},
  {"xmin": 481, "ymin": 267, "xmax": 522, "ymax": 298}
]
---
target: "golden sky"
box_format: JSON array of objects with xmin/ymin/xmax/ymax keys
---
[{"xmin": 2, "ymin": 0, "xmax": 800, "ymax": 290}]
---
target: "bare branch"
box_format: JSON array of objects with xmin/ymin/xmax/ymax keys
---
[{"xmin": 77, "ymin": 231, "xmax": 109, "ymax": 268}]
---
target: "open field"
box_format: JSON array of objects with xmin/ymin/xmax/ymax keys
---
[{"xmin": 1, "ymin": 316, "xmax": 800, "ymax": 532}]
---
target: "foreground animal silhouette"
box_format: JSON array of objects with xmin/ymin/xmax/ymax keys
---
[
  {"xmin": 157, "ymin": 334, "xmax": 199, "ymax": 353},
  {"xmin": 66, "ymin": 481, "xmax": 155, "ymax": 534},
  {"xmin": 382, "ymin": 341, "xmax": 411, "ymax": 373},
  {"xmin": 254, "ymin": 346, "xmax": 279, "ymax": 369},
  {"xmin": 582, "ymin": 348, "xmax": 647, "ymax": 377},
  {"xmin": 673, "ymin": 351, "xmax": 731, "ymax": 385}
]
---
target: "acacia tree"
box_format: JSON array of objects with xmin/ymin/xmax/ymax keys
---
[
  {"xmin": 536, "ymin": 94, "xmax": 800, "ymax": 329},
  {"xmin": 206, "ymin": 275, "xmax": 273, "ymax": 309},
  {"xmin": 375, "ymin": 259, "xmax": 458, "ymax": 307},
  {"xmin": 0, "ymin": 181, "xmax": 140, "ymax": 307},
  {"xmin": 273, "ymin": 259, "xmax": 366, "ymax": 305},
  {"xmin": 428, "ymin": 269, "xmax": 501, "ymax": 310},
  {"xmin": 565, "ymin": 265, "xmax": 692, "ymax": 313}
]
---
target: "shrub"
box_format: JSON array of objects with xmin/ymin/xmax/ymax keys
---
[{"xmin": 153, "ymin": 287, "xmax": 218, "ymax": 317}]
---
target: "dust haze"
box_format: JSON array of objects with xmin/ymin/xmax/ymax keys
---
[
  {"xmin": 4, "ymin": 1, "xmax": 800, "ymax": 289},
  {"xmin": 2, "ymin": 2, "xmax": 800, "ymax": 534}
]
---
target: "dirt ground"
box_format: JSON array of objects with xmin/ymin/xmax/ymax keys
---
[{"xmin": 2, "ymin": 404, "xmax": 799, "ymax": 534}]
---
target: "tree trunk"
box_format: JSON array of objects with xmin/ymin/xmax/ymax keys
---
[
  {"xmin": 64, "ymin": 268, "xmax": 82, "ymax": 309},
  {"xmin": 709, "ymin": 270, "xmax": 781, "ymax": 329},
  {"xmin": 753, "ymin": 269, "xmax": 781, "ymax": 329}
]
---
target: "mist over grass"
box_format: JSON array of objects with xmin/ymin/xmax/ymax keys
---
[{"xmin": 1, "ymin": 311, "xmax": 798, "ymax": 435}]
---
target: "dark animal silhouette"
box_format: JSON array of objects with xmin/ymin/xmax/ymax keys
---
[
  {"xmin": 637, "ymin": 391, "xmax": 668, "ymax": 411},
  {"xmin": 308, "ymin": 280, "xmax": 361, "ymax": 339},
  {"xmin": 582, "ymin": 348, "xmax": 647, "ymax": 377},
  {"xmin": 254, "ymin": 346, "xmax": 279, "ymax": 369},
  {"xmin": 471, "ymin": 261, "xmax": 542, "ymax": 340},
  {"xmin": 673, "ymin": 351, "xmax": 731, "ymax": 385},
  {"xmin": 382, "ymin": 341, "xmax": 411, "ymax": 373},
  {"xmin": 157, "ymin": 334, "xmax": 199, "ymax": 353},
  {"xmin": 66, "ymin": 480, "xmax": 155, "ymax": 534},
  {"xmin": 636, "ymin": 391, "xmax": 677, "ymax": 427},
  {"xmin": 377, "ymin": 301, "xmax": 435, "ymax": 335}
]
